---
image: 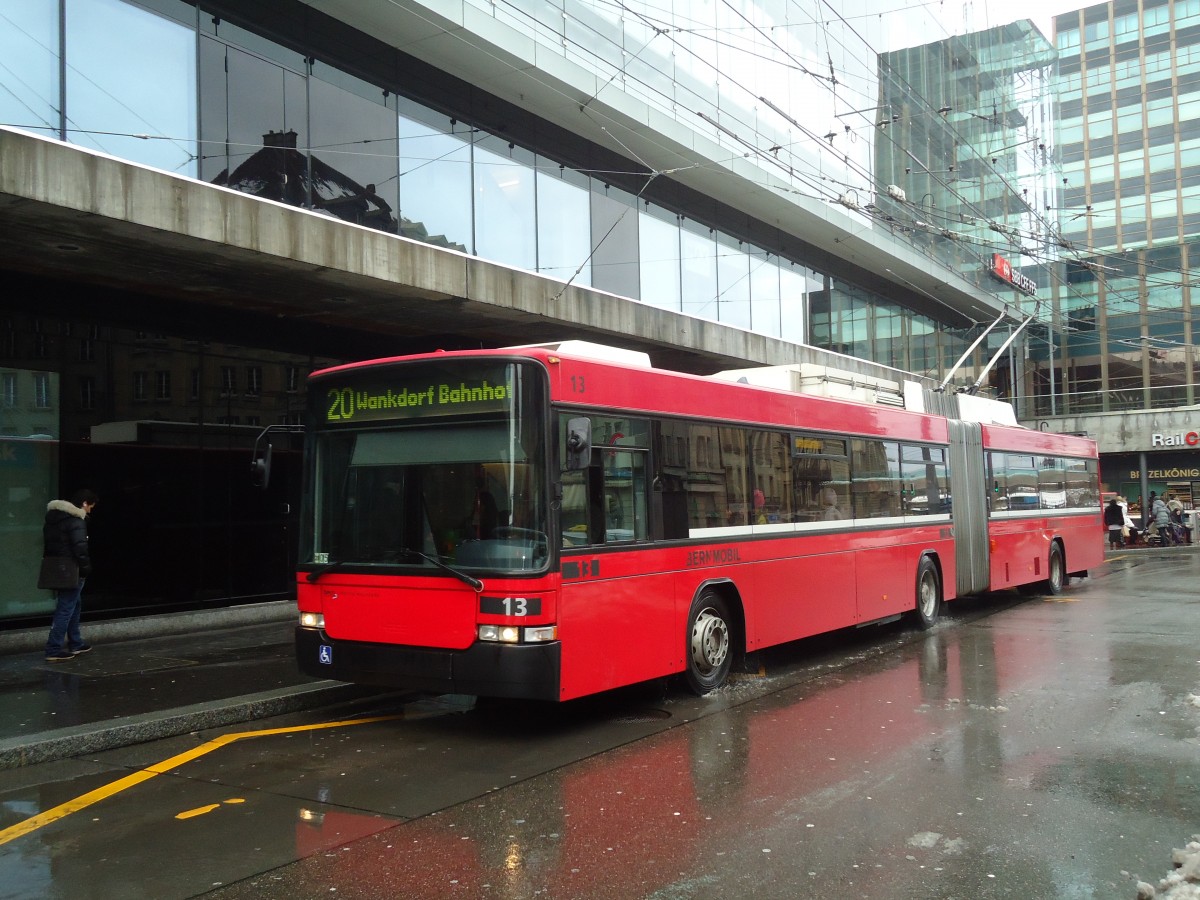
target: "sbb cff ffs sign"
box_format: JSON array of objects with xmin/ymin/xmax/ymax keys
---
[{"xmin": 990, "ymin": 253, "xmax": 1038, "ymax": 297}]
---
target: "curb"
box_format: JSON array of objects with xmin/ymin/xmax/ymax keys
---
[
  {"xmin": 0, "ymin": 681, "xmax": 373, "ymax": 771},
  {"xmin": 0, "ymin": 600, "xmax": 296, "ymax": 655}
]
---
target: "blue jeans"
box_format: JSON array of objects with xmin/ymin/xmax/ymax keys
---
[{"xmin": 45, "ymin": 578, "xmax": 86, "ymax": 654}]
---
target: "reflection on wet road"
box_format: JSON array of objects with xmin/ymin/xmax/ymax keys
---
[
  {"xmin": 0, "ymin": 716, "xmax": 399, "ymax": 847},
  {"xmin": 2, "ymin": 553, "xmax": 1198, "ymax": 899}
]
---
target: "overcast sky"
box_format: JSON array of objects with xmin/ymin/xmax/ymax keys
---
[{"xmin": 975, "ymin": 0, "xmax": 1090, "ymax": 40}]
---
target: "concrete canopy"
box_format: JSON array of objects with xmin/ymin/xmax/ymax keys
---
[{"xmin": 0, "ymin": 127, "xmax": 926, "ymax": 380}]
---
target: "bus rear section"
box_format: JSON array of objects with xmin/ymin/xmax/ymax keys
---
[
  {"xmin": 943, "ymin": 418, "xmax": 1102, "ymax": 599},
  {"xmin": 983, "ymin": 423, "xmax": 1103, "ymax": 594}
]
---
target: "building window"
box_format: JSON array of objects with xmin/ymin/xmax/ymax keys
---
[
  {"xmin": 33, "ymin": 373, "xmax": 50, "ymax": 409},
  {"xmin": 639, "ymin": 207, "xmax": 682, "ymax": 312},
  {"xmin": 220, "ymin": 366, "xmax": 236, "ymax": 397},
  {"xmin": 2, "ymin": 373, "xmax": 15, "ymax": 407},
  {"xmin": 79, "ymin": 376, "xmax": 94, "ymax": 410},
  {"xmin": 155, "ymin": 371, "xmax": 171, "ymax": 401},
  {"xmin": 245, "ymin": 366, "xmax": 262, "ymax": 397},
  {"xmin": 64, "ymin": 0, "xmax": 198, "ymax": 175},
  {"xmin": 536, "ymin": 164, "xmax": 591, "ymax": 286},
  {"xmin": 133, "ymin": 371, "xmax": 148, "ymax": 402},
  {"xmin": 474, "ymin": 137, "xmax": 537, "ymax": 270},
  {"xmin": 32, "ymin": 332, "xmax": 48, "ymax": 359},
  {"xmin": 285, "ymin": 365, "xmax": 300, "ymax": 393},
  {"xmin": 190, "ymin": 368, "xmax": 200, "ymax": 400},
  {"xmin": 397, "ymin": 104, "xmax": 473, "ymax": 254}
]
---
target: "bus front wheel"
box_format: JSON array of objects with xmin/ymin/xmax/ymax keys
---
[
  {"xmin": 684, "ymin": 590, "xmax": 732, "ymax": 695},
  {"xmin": 914, "ymin": 556, "xmax": 941, "ymax": 630}
]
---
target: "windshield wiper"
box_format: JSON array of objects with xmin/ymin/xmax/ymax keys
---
[
  {"xmin": 305, "ymin": 553, "xmax": 484, "ymax": 591},
  {"xmin": 305, "ymin": 559, "xmax": 348, "ymax": 583},
  {"xmin": 400, "ymin": 548, "xmax": 484, "ymax": 592}
]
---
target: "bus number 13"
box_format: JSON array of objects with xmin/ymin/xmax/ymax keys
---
[{"xmin": 480, "ymin": 596, "xmax": 542, "ymax": 616}]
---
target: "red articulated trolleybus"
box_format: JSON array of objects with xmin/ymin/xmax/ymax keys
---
[{"xmin": 294, "ymin": 341, "xmax": 1103, "ymax": 701}]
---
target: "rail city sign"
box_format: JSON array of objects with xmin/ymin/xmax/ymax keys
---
[{"xmin": 1151, "ymin": 430, "xmax": 1200, "ymax": 447}]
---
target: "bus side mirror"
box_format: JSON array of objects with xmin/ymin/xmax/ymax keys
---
[
  {"xmin": 250, "ymin": 423, "xmax": 303, "ymax": 490},
  {"xmin": 566, "ymin": 418, "xmax": 591, "ymax": 470},
  {"xmin": 251, "ymin": 443, "xmax": 273, "ymax": 489}
]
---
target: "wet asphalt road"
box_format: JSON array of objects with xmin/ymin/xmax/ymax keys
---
[{"xmin": 1, "ymin": 547, "xmax": 1197, "ymax": 899}]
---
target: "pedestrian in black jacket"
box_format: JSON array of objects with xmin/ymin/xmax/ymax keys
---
[
  {"xmin": 1103, "ymin": 497, "xmax": 1125, "ymax": 549},
  {"xmin": 43, "ymin": 489, "xmax": 98, "ymax": 662}
]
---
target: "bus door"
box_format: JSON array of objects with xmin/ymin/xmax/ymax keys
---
[
  {"xmin": 558, "ymin": 416, "xmax": 672, "ymax": 696},
  {"xmin": 947, "ymin": 419, "xmax": 990, "ymax": 595}
]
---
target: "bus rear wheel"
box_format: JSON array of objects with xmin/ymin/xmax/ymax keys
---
[
  {"xmin": 1019, "ymin": 542, "xmax": 1067, "ymax": 596},
  {"xmin": 1045, "ymin": 543, "xmax": 1066, "ymax": 595},
  {"xmin": 684, "ymin": 590, "xmax": 732, "ymax": 695},
  {"xmin": 913, "ymin": 556, "xmax": 941, "ymax": 630}
]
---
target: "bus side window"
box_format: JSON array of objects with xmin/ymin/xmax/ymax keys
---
[
  {"xmin": 560, "ymin": 456, "xmax": 605, "ymax": 546},
  {"xmin": 561, "ymin": 469, "xmax": 589, "ymax": 547},
  {"xmin": 603, "ymin": 449, "xmax": 647, "ymax": 542},
  {"xmin": 653, "ymin": 421, "xmax": 689, "ymax": 540}
]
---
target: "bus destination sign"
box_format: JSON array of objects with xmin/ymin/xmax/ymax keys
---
[{"xmin": 322, "ymin": 369, "xmax": 513, "ymax": 423}]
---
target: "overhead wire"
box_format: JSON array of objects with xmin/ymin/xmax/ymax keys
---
[
  {"xmin": 814, "ymin": 3, "xmax": 1062, "ymax": 261},
  {"xmin": 10, "ymin": 0, "xmax": 1197, "ymax": 374},
  {"xmin": 798, "ymin": 4, "xmax": 1198, "ymax": 342}
]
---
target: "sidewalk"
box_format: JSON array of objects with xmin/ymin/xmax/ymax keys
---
[{"xmin": 0, "ymin": 601, "xmax": 373, "ymax": 770}]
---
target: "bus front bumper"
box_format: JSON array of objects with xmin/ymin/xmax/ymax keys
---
[{"xmin": 295, "ymin": 627, "xmax": 562, "ymax": 701}]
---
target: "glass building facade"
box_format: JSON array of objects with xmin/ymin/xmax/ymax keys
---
[
  {"xmin": 1050, "ymin": 0, "xmax": 1200, "ymax": 414},
  {"xmin": 0, "ymin": 0, "xmax": 1048, "ymax": 624},
  {"xmin": 874, "ymin": 22, "xmax": 1061, "ymax": 399},
  {"xmin": 0, "ymin": 0, "xmax": 1044, "ymax": 349}
]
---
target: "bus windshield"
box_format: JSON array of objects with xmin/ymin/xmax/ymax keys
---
[{"xmin": 304, "ymin": 360, "xmax": 549, "ymax": 574}]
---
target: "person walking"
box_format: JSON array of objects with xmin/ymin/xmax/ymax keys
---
[
  {"xmin": 42, "ymin": 489, "xmax": 98, "ymax": 662},
  {"xmin": 1118, "ymin": 497, "xmax": 1140, "ymax": 545},
  {"xmin": 1150, "ymin": 492, "xmax": 1175, "ymax": 546},
  {"xmin": 1166, "ymin": 492, "xmax": 1191, "ymax": 545},
  {"xmin": 1104, "ymin": 497, "xmax": 1125, "ymax": 549}
]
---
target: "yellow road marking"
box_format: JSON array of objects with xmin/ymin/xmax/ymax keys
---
[
  {"xmin": 0, "ymin": 715, "xmax": 399, "ymax": 846},
  {"xmin": 176, "ymin": 803, "xmax": 221, "ymax": 820},
  {"xmin": 176, "ymin": 797, "xmax": 246, "ymax": 820}
]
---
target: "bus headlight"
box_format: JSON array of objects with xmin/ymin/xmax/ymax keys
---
[
  {"xmin": 478, "ymin": 625, "xmax": 557, "ymax": 643},
  {"xmin": 299, "ymin": 612, "xmax": 325, "ymax": 629},
  {"xmin": 478, "ymin": 624, "xmax": 521, "ymax": 643}
]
